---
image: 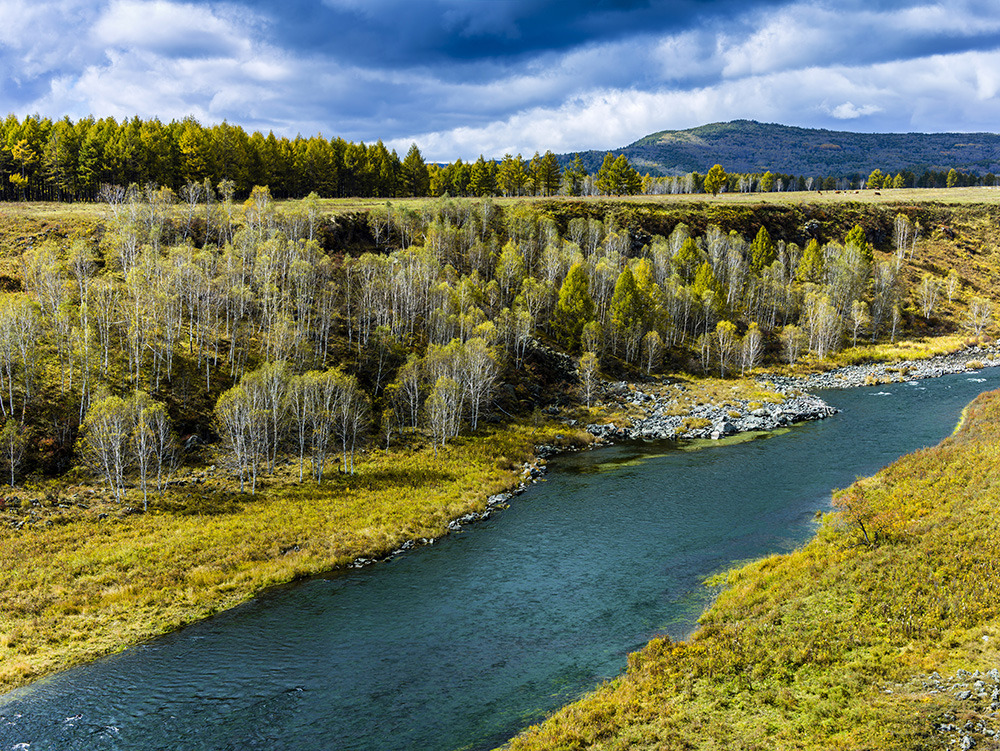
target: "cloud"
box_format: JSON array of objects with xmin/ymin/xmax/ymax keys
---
[
  {"xmin": 829, "ymin": 102, "xmax": 884, "ymax": 120},
  {"xmin": 92, "ymin": 0, "xmax": 251, "ymax": 58},
  {"xmin": 398, "ymin": 47, "xmax": 1000, "ymax": 160}
]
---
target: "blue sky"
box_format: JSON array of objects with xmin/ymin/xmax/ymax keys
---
[{"xmin": 3, "ymin": 0, "xmax": 1000, "ymax": 160}]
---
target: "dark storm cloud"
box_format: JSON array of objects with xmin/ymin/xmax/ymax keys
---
[{"xmin": 219, "ymin": 0, "xmax": 792, "ymax": 69}]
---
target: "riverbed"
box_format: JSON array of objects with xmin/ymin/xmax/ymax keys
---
[{"xmin": 2, "ymin": 368, "xmax": 999, "ymax": 751}]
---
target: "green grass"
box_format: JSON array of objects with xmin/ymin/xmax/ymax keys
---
[
  {"xmin": 0, "ymin": 422, "xmax": 586, "ymax": 695},
  {"xmin": 502, "ymin": 389, "xmax": 1000, "ymax": 751}
]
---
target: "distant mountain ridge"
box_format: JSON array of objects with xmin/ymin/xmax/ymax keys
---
[{"xmin": 561, "ymin": 120, "xmax": 1000, "ymax": 178}]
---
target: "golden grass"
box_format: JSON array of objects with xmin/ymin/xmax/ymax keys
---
[{"xmin": 0, "ymin": 422, "xmax": 585, "ymax": 695}]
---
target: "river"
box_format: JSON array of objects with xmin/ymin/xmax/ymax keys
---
[{"xmin": 2, "ymin": 369, "xmax": 999, "ymax": 751}]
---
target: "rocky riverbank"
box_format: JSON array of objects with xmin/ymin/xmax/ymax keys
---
[
  {"xmin": 583, "ymin": 379, "xmax": 837, "ymax": 443},
  {"xmin": 766, "ymin": 343, "xmax": 1000, "ymax": 392},
  {"xmin": 581, "ymin": 343, "xmax": 1000, "ymax": 445}
]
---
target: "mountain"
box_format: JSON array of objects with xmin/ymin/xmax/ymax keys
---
[{"xmin": 561, "ymin": 120, "xmax": 1000, "ymax": 178}]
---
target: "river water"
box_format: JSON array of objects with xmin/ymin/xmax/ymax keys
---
[{"xmin": 2, "ymin": 369, "xmax": 999, "ymax": 751}]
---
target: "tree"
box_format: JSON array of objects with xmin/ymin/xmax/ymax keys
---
[
  {"xmin": 0, "ymin": 419, "xmax": 26, "ymax": 486},
  {"xmin": 715, "ymin": 320, "xmax": 738, "ymax": 377},
  {"xmin": 917, "ymin": 274, "xmax": 939, "ymax": 319},
  {"xmin": 596, "ymin": 154, "xmax": 642, "ymax": 195},
  {"xmin": 495, "ymin": 241, "xmax": 526, "ymax": 301},
  {"xmin": 129, "ymin": 392, "xmax": 172, "ymax": 511},
  {"xmin": 532, "ymin": 150, "xmax": 562, "ymax": 196},
  {"xmin": 844, "ymin": 224, "xmax": 872, "ymax": 266},
  {"xmin": 497, "ymin": 153, "xmax": 528, "ymax": 196},
  {"xmin": 214, "ymin": 384, "xmax": 258, "ymax": 493},
  {"xmin": 946, "ymin": 269, "xmax": 960, "ymax": 302},
  {"xmin": 609, "ymin": 266, "xmax": 644, "ymax": 361},
  {"xmin": 594, "ymin": 153, "xmax": 616, "ymax": 195},
  {"xmin": 426, "ymin": 376, "xmax": 462, "ymax": 450},
  {"xmin": 562, "ymin": 154, "xmax": 587, "ymax": 196},
  {"xmin": 704, "ymin": 164, "xmax": 727, "ymax": 196},
  {"xmin": 458, "ymin": 337, "xmax": 498, "ymax": 431},
  {"xmin": 641, "ymin": 330, "xmax": 663, "ymax": 373},
  {"xmin": 331, "ymin": 370, "xmax": 370, "ymax": 475},
  {"xmin": 947, "ymin": 168, "xmax": 959, "ymax": 188},
  {"xmin": 849, "ymin": 300, "xmax": 870, "ymax": 346},
  {"xmin": 581, "ymin": 320, "xmax": 603, "ymax": 355},
  {"xmin": 304, "ymin": 369, "xmax": 340, "ymax": 483},
  {"xmin": 779, "ymin": 324, "xmax": 806, "ymax": 364},
  {"xmin": 739, "ymin": 322, "xmax": 762, "ymax": 375},
  {"xmin": 796, "ymin": 238, "xmax": 824, "ymax": 283},
  {"xmin": 469, "ymin": 155, "xmax": 496, "ymax": 196},
  {"xmin": 402, "ymin": 143, "xmax": 430, "ymax": 197},
  {"xmin": 893, "ymin": 214, "xmax": 913, "ymax": 262},
  {"xmin": 750, "ymin": 226, "xmax": 776, "ymax": 273},
  {"xmin": 241, "ymin": 361, "xmax": 290, "ymax": 472},
  {"xmin": 80, "ymin": 394, "xmax": 132, "ymax": 501},
  {"xmin": 578, "ymin": 352, "xmax": 599, "ymax": 407},
  {"xmin": 553, "ymin": 263, "xmax": 595, "ymax": 349},
  {"xmin": 866, "ymin": 169, "xmax": 885, "ymax": 190},
  {"xmin": 966, "ymin": 297, "xmax": 993, "ymax": 336}
]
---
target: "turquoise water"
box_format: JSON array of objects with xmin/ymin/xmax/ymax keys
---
[{"xmin": 2, "ymin": 370, "xmax": 998, "ymax": 751}]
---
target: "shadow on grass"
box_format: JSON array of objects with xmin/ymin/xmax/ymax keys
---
[{"xmin": 157, "ymin": 489, "xmax": 256, "ymax": 516}]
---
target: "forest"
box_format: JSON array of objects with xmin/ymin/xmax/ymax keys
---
[{"xmin": 0, "ymin": 183, "xmax": 991, "ymax": 498}]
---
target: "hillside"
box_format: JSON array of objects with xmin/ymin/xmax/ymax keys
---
[{"xmin": 563, "ymin": 120, "xmax": 1000, "ymax": 178}]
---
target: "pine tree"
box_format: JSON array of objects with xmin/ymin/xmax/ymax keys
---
[
  {"xmin": 563, "ymin": 154, "xmax": 587, "ymax": 196},
  {"xmin": 750, "ymin": 226, "xmax": 776, "ymax": 273},
  {"xmin": 402, "ymin": 143, "xmax": 430, "ymax": 197},
  {"xmin": 552, "ymin": 263, "xmax": 595, "ymax": 350}
]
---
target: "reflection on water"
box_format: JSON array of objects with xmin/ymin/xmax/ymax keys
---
[{"xmin": 2, "ymin": 370, "xmax": 998, "ymax": 751}]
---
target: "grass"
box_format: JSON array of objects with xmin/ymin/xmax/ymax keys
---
[
  {"xmin": 0, "ymin": 421, "xmax": 587, "ymax": 695},
  {"xmin": 304, "ymin": 186, "xmax": 1000, "ymax": 216},
  {"xmin": 501, "ymin": 388, "xmax": 1000, "ymax": 751}
]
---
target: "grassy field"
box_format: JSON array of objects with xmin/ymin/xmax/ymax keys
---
[
  {"xmin": 0, "ymin": 422, "xmax": 587, "ymax": 695},
  {"xmin": 502, "ymin": 388, "xmax": 1000, "ymax": 751},
  {"xmin": 2, "ymin": 185, "xmax": 996, "ymax": 222},
  {"xmin": 306, "ymin": 186, "xmax": 1000, "ymax": 212}
]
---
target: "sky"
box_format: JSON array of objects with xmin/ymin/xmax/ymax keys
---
[{"xmin": 2, "ymin": 0, "xmax": 1000, "ymax": 161}]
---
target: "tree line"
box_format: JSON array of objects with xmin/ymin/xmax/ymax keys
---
[
  {"xmin": 0, "ymin": 114, "xmax": 645, "ymax": 202},
  {"xmin": 7, "ymin": 113, "xmax": 988, "ymax": 206}
]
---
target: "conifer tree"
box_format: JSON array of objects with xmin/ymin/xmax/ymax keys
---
[
  {"xmin": 553, "ymin": 263, "xmax": 595, "ymax": 350},
  {"xmin": 750, "ymin": 226, "xmax": 776, "ymax": 273}
]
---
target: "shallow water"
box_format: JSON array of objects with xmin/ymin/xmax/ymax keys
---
[{"xmin": 2, "ymin": 369, "xmax": 998, "ymax": 751}]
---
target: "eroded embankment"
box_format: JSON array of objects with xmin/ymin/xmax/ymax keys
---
[{"xmin": 504, "ymin": 388, "xmax": 1000, "ymax": 751}]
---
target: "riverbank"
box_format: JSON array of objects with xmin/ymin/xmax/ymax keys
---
[
  {"xmin": 503, "ymin": 388, "xmax": 1000, "ymax": 750},
  {"xmin": 769, "ymin": 342, "xmax": 1000, "ymax": 391},
  {"xmin": 0, "ymin": 423, "xmax": 587, "ymax": 696},
  {"xmin": 580, "ymin": 343, "xmax": 1000, "ymax": 445}
]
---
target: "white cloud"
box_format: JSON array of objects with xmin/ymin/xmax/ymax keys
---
[
  {"xmin": 829, "ymin": 102, "xmax": 883, "ymax": 119},
  {"xmin": 92, "ymin": 0, "xmax": 249, "ymax": 56},
  {"xmin": 399, "ymin": 48, "xmax": 1000, "ymax": 160}
]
